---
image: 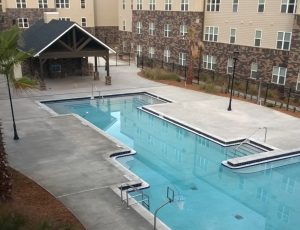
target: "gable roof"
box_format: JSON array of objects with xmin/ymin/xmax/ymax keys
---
[{"xmin": 19, "ymin": 19, "xmax": 115, "ymax": 57}]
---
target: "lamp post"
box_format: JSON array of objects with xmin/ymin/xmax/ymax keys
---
[
  {"xmin": 227, "ymin": 51, "xmax": 239, "ymax": 111},
  {"xmin": 5, "ymin": 74, "xmax": 19, "ymax": 140}
]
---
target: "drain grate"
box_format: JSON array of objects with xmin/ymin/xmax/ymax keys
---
[{"xmin": 234, "ymin": 214, "xmax": 244, "ymax": 220}]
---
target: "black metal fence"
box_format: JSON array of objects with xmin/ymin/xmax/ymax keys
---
[{"xmin": 137, "ymin": 55, "xmax": 300, "ymax": 113}]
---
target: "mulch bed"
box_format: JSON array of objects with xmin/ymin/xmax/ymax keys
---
[{"xmin": 0, "ymin": 168, "xmax": 85, "ymax": 229}]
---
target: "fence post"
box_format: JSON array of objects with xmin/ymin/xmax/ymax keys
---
[
  {"xmin": 116, "ymin": 52, "xmax": 117, "ymax": 66},
  {"xmin": 172, "ymin": 62, "xmax": 175, "ymax": 71},
  {"xmin": 244, "ymin": 79, "xmax": 249, "ymax": 99},
  {"xmin": 152, "ymin": 59, "xmax": 154, "ymax": 68},
  {"xmin": 286, "ymin": 87, "xmax": 292, "ymax": 111},
  {"xmin": 197, "ymin": 68, "xmax": 200, "ymax": 84},
  {"xmin": 129, "ymin": 52, "xmax": 131, "ymax": 66},
  {"xmin": 142, "ymin": 55, "xmax": 144, "ymax": 69},
  {"xmin": 227, "ymin": 75, "xmax": 231, "ymax": 94},
  {"xmin": 161, "ymin": 59, "xmax": 163, "ymax": 68},
  {"xmin": 184, "ymin": 66, "xmax": 187, "ymax": 80},
  {"xmin": 264, "ymin": 84, "xmax": 269, "ymax": 105}
]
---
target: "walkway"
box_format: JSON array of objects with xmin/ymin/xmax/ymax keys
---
[{"xmin": 0, "ymin": 63, "xmax": 300, "ymax": 229}]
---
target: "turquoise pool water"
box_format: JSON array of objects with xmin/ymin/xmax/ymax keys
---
[{"xmin": 44, "ymin": 94, "xmax": 300, "ymax": 230}]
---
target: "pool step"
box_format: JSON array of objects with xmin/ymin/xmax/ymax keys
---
[{"xmin": 227, "ymin": 143, "xmax": 266, "ymax": 159}]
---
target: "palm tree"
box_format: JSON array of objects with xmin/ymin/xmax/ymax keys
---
[
  {"xmin": 186, "ymin": 25, "xmax": 204, "ymax": 85},
  {"xmin": 0, "ymin": 26, "xmax": 31, "ymax": 140}
]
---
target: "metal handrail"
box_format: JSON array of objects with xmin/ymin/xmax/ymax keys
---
[{"xmin": 120, "ymin": 184, "xmax": 150, "ymax": 210}]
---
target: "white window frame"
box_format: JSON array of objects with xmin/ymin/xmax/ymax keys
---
[
  {"xmin": 181, "ymin": 0, "xmax": 188, "ymax": 11},
  {"xmin": 255, "ymin": 30, "xmax": 262, "ymax": 47},
  {"xmin": 17, "ymin": 18, "xmax": 29, "ymax": 28},
  {"xmin": 250, "ymin": 62, "xmax": 258, "ymax": 79},
  {"xmin": 276, "ymin": 31, "xmax": 292, "ymax": 50},
  {"xmin": 204, "ymin": 26, "xmax": 218, "ymax": 42},
  {"xmin": 232, "ymin": 0, "xmax": 239, "ymax": 12},
  {"xmin": 149, "ymin": 47, "xmax": 155, "ymax": 59},
  {"xmin": 136, "ymin": 21, "xmax": 142, "ymax": 34},
  {"xmin": 206, "ymin": 0, "xmax": 220, "ymax": 12},
  {"xmin": 149, "ymin": 0, "xmax": 155, "ymax": 10},
  {"xmin": 16, "ymin": 0, "xmax": 26, "ymax": 8},
  {"xmin": 55, "ymin": 0, "xmax": 69, "ymax": 8},
  {"xmin": 38, "ymin": 0, "xmax": 48, "ymax": 8},
  {"xmin": 122, "ymin": 20, "xmax": 126, "ymax": 31},
  {"xmin": 229, "ymin": 28, "xmax": 236, "ymax": 44},
  {"xmin": 164, "ymin": 49, "xmax": 170, "ymax": 63},
  {"xmin": 203, "ymin": 54, "xmax": 216, "ymax": 70},
  {"xmin": 137, "ymin": 44, "xmax": 142, "ymax": 56},
  {"xmin": 137, "ymin": 0, "xmax": 142, "ymax": 10},
  {"xmin": 180, "ymin": 24, "xmax": 188, "ymax": 38},
  {"xmin": 81, "ymin": 17, "xmax": 87, "ymax": 27},
  {"xmin": 81, "ymin": 0, "xmax": 85, "ymax": 8},
  {"xmin": 165, "ymin": 0, "xmax": 171, "ymax": 10},
  {"xmin": 164, "ymin": 24, "xmax": 171, "ymax": 37},
  {"xmin": 272, "ymin": 66, "xmax": 287, "ymax": 85},
  {"xmin": 258, "ymin": 0, "xmax": 265, "ymax": 12},
  {"xmin": 179, "ymin": 52, "xmax": 187, "ymax": 66},
  {"xmin": 149, "ymin": 22, "xmax": 155, "ymax": 35},
  {"xmin": 281, "ymin": 0, "xmax": 297, "ymax": 13},
  {"xmin": 296, "ymin": 73, "xmax": 300, "ymax": 91},
  {"xmin": 227, "ymin": 58, "xmax": 233, "ymax": 74}
]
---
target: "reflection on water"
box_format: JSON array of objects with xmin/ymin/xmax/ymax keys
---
[{"xmin": 45, "ymin": 94, "xmax": 300, "ymax": 230}]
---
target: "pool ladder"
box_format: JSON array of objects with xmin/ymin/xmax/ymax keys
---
[{"xmin": 120, "ymin": 184, "xmax": 150, "ymax": 210}]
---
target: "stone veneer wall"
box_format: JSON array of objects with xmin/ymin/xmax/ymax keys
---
[
  {"xmin": 203, "ymin": 42, "xmax": 291, "ymax": 85},
  {"xmin": 132, "ymin": 11, "xmax": 204, "ymax": 64},
  {"xmin": 0, "ymin": 8, "xmax": 56, "ymax": 30},
  {"xmin": 119, "ymin": 31, "xmax": 133, "ymax": 53},
  {"xmin": 94, "ymin": 26, "xmax": 119, "ymax": 47},
  {"xmin": 287, "ymin": 15, "xmax": 300, "ymax": 89}
]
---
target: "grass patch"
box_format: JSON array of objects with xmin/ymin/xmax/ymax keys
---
[{"xmin": 142, "ymin": 68, "xmax": 180, "ymax": 81}]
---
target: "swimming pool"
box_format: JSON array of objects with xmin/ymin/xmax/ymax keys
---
[{"xmin": 44, "ymin": 93, "xmax": 300, "ymax": 230}]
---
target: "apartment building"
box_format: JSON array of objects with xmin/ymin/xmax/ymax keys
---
[
  {"xmin": 119, "ymin": 0, "xmax": 300, "ymax": 90},
  {"xmin": 0, "ymin": 0, "xmax": 119, "ymax": 45},
  {"xmin": 0, "ymin": 0, "xmax": 300, "ymax": 90}
]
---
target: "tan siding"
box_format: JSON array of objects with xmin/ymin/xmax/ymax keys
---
[
  {"xmin": 4, "ymin": 0, "xmax": 55, "ymax": 8},
  {"xmin": 94, "ymin": 0, "xmax": 119, "ymax": 26},
  {"xmin": 119, "ymin": 0, "xmax": 132, "ymax": 31},
  {"xmin": 205, "ymin": 0, "xmax": 294, "ymax": 49},
  {"xmin": 132, "ymin": 0, "xmax": 204, "ymax": 11}
]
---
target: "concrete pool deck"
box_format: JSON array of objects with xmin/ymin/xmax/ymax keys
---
[{"xmin": 0, "ymin": 64, "xmax": 300, "ymax": 229}]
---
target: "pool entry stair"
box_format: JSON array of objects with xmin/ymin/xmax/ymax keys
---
[{"xmin": 226, "ymin": 142, "xmax": 268, "ymax": 159}]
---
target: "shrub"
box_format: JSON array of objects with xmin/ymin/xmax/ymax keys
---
[
  {"xmin": 13, "ymin": 76, "xmax": 38, "ymax": 89},
  {"xmin": 199, "ymin": 83, "xmax": 219, "ymax": 94},
  {"xmin": 142, "ymin": 68, "xmax": 180, "ymax": 81}
]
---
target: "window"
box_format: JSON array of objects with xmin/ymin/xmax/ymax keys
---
[
  {"xmin": 277, "ymin": 205, "xmax": 290, "ymax": 223},
  {"xmin": 250, "ymin": 63, "xmax": 258, "ymax": 79},
  {"xmin": 296, "ymin": 73, "xmax": 300, "ymax": 91},
  {"xmin": 277, "ymin": 32, "xmax": 292, "ymax": 50},
  {"xmin": 123, "ymin": 20, "xmax": 126, "ymax": 31},
  {"xmin": 281, "ymin": 0, "xmax": 297, "ymax": 13},
  {"xmin": 181, "ymin": 0, "xmax": 188, "ymax": 11},
  {"xmin": 207, "ymin": 0, "xmax": 220, "ymax": 12},
  {"xmin": 203, "ymin": 55, "xmax": 216, "ymax": 70},
  {"xmin": 255, "ymin": 30, "xmax": 262, "ymax": 47},
  {"xmin": 149, "ymin": 47, "xmax": 155, "ymax": 58},
  {"xmin": 16, "ymin": 0, "xmax": 26, "ymax": 8},
  {"xmin": 149, "ymin": 22, "xmax": 155, "ymax": 36},
  {"xmin": 258, "ymin": 0, "xmax": 265, "ymax": 12},
  {"xmin": 227, "ymin": 58, "xmax": 233, "ymax": 74},
  {"xmin": 164, "ymin": 49, "xmax": 170, "ymax": 63},
  {"xmin": 179, "ymin": 52, "xmax": 187, "ymax": 66},
  {"xmin": 165, "ymin": 0, "xmax": 171, "ymax": 10},
  {"xmin": 229, "ymin": 28, "xmax": 236, "ymax": 44},
  {"xmin": 149, "ymin": 0, "xmax": 155, "ymax": 10},
  {"xmin": 204, "ymin": 26, "xmax": 218, "ymax": 42},
  {"xmin": 51, "ymin": 64, "xmax": 61, "ymax": 72},
  {"xmin": 272, "ymin": 66, "xmax": 287, "ymax": 85},
  {"xmin": 38, "ymin": 0, "xmax": 48, "ymax": 8},
  {"xmin": 81, "ymin": 18, "xmax": 87, "ymax": 27},
  {"xmin": 18, "ymin": 18, "xmax": 29, "ymax": 28},
  {"xmin": 59, "ymin": 17, "xmax": 70, "ymax": 21},
  {"xmin": 81, "ymin": 0, "xmax": 85, "ymax": 8},
  {"xmin": 55, "ymin": 0, "xmax": 69, "ymax": 8},
  {"xmin": 180, "ymin": 24, "xmax": 188, "ymax": 38},
  {"xmin": 136, "ymin": 21, "xmax": 142, "ymax": 34},
  {"xmin": 232, "ymin": 0, "xmax": 238, "ymax": 12},
  {"xmin": 137, "ymin": 45, "xmax": 142, "ymax": 56},
  {"xmin": 164, "ymin": 24, "xmax": 171, "ymax": 37},
  {"xmin": 123, "ymin": 0, "xmax": 125, "ymax": 9},
  {"xmin": 137, "ymin": 0, "xmax": 142, "ymax": 10}
]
